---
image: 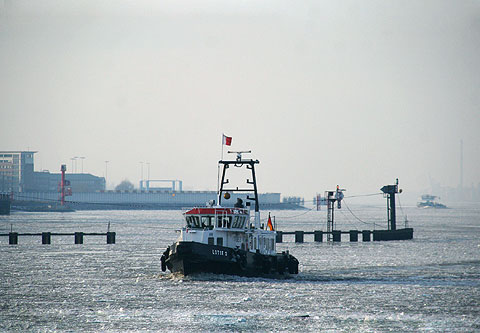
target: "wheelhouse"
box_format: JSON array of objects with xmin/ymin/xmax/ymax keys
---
[{"xmin": 183, "ymin": 207, "xmax": 250, "ymax": 230}]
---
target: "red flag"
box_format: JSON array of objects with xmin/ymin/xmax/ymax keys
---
[
  {"xmin": 222, "ymin": 134, "xmax": 232, "ymax": 146},
  {"xmin": 267, "ymin": 214, "xmax": 274, "ymax": 231}
]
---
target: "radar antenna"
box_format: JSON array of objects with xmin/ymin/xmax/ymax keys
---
[{"xmin": 227, "ymin": 150, "xmax": 252, "ymax": 162}]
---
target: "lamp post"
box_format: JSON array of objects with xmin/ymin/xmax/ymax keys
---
[
  {"xmin": 78, "ymin": 157, "xmax": 85, "ymax": 173},
  {"xmin": 70, "ymin": 157, "xmax": 76, "ymax": 174},
  {"xmin": 74, "ymin": 156, "xmax": 80, "ymax": 173},
  {"xmin": 105, "ymin": 161, "xmax": 109, "ymax": 190},
  {"xmin": 140, "ymin": 162, "xmax": 144, "ymax": 190},
  {"xmin": 146, "ymin": 162, "xmax": 150, "ymax": 190}
]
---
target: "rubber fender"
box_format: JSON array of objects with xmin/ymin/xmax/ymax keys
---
[
  {"xmin": 161, "ymin": 255, "xmax": 167, "ymax": 272},
  {"xmin": 234, "ymin": 249, "xmax": 247, "ymax": 271},
  {"xmin": 287, "ymin": 255, "xmax": 299, "ymax": 274},
  {"xmin": 162, "ymin": 247, "xmax": 170, "ymax": 259}
]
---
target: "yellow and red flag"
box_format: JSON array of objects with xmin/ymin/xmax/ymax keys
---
[{"xmin": 267, "ymin": 213, "xmax": 274, "ymax": 231}]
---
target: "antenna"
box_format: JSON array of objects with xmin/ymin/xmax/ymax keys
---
[
  {"xmin": 460, "ymin": 139, "xmax": 463, "ymax": 189},
  {"xmin": 227, "ymin": 150, "xmax": 251, "ymax": 161}
]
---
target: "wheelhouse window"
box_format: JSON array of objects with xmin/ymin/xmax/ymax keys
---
[
  {"xmin": 232, "ymin": 216, "xmax": 247, "ymax": 229},
  {"xmin": 185, "ymin": 215, "xmax": 201, "ymax": 228},
  {"xmin": 186, "ymin": 215, "xmax": 217, "ymax": 229},
  {"xmin": 217, "ymin": 215, "xmax": 232, "ymax": 228},
  {"xmin": 193, "ymin": 216, "xmax": 200, "ymax": 228},
  {"xmin": 201, "ymin": 216, "xmax": 213, "ymax": 229}
]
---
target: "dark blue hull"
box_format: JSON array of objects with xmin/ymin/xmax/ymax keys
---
[{"xmin": 161, "ymin": 241, "xmax": 298, "ymax": 277}]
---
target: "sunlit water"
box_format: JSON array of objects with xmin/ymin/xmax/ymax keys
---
[{"xmin": 1, "ymin": 204, "xmax": 479, "ymax": 332}]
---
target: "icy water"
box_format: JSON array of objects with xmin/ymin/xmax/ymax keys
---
[{"xmin": 1, "ymin": 204, "xmax": 479, "ymax": 332}]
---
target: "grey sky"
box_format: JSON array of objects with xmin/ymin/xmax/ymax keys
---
[{"xmin": 1, "ymin": 0, "xmax": 479, "ymax": 201}]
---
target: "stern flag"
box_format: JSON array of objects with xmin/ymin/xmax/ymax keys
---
[
  {"xmin": 222, "ymin": 134, "xmax": 232, "ymax": 146},
  {"xmin": 267, "ymin": 213, "xmax": 274, "ymax": 231}
]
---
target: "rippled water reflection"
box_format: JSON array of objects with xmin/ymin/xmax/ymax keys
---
[{"xmin": 1, "ymin": 205, "xmax": 479, "ymax": 331}]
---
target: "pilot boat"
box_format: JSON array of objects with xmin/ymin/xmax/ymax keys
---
[{"xmin": 161, "ymin": 151, "xmax": 299, "ymax": 277}]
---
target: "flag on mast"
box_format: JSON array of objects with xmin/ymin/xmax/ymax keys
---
[
  {"xmin": 222, "ymin": 134, "xmax": 232, "ymax": 146},
  {"xmin": 267, "ymin": 213, "xmax": 274, "ymax": 231}
]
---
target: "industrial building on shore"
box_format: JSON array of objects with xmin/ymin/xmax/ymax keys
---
[
  {"xmin": 0, "ymin": 151, "xmax": 105, "ymax": 194},
  {"xmin": 1, "ymin": 151, "xmax": 298, "ymax": 210}
]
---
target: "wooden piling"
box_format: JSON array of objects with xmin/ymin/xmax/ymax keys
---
[
  {"xmin": 275, "ymin": 231, "xmax": 283, "ymax": 243},
  {"xmin": 106, "ymin": 232, "xmax": 116, "ymax": 244},
  {"xmin": 332, "ymin": 230, "xmax": 341, "ymax": 242},
  {"xmin": 314, "ymin": 230, "xmax": 323, "ymax": 242},
  {"xmin": 349, "ymin": 230, "xmax": 358, "ymax": 242},
  {"xmin": 42, "ymin": 232, "xmax": 51, "ymax": 244},
  {"xmin": 362, "ymin": 230, "xmax": 371, "ymax": 242},
  {"xmin": 74, "ymin": 232, "xmax": 84, "ymax": 244},
  {"xmin": 295, "ymin": 231, "xmax": 304, "ymax": 243},
  {"xmin": 9, "ymin": 232, "xmax": 18, "ymax": 245}
]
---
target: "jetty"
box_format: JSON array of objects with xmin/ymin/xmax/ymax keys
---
[
  {"xmin": 276, "ymin": 228, "xmax": 413, "ymax": 243},
  {"xmin": 1, "ymin": 231, "xmax": 116, "ymax": 245},
  {"xmin": 277, "ymin": 179, "xmax": 413, "ymax": 243}
]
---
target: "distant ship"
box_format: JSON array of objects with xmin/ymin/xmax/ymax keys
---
[{"xmin": 417, "ymin": 195, "xmax": 447, "ymax": 209}]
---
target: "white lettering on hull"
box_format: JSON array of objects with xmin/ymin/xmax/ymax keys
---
[{"xmin": 212, "ymin": 249, "xmax": 228, "ymax": 257}]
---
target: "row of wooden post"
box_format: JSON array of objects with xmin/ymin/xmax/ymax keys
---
[
  {"xmin": 277, "ymin": 228, "xmax": 413, "ymax": 243},
  {"xmin": 277, "ymin": 230, "xmax": 372, "ymax": 243},
  {"xmin": 4, "ymin": 232, "xmax": 116, "ymax": 245}
]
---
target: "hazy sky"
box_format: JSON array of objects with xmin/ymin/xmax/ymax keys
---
[{"xmin": 1, "ymin": 0, "xmax": 479, "ymax": 201}]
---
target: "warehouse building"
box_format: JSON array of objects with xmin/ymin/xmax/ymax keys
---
[{"xmin": 0, "ymin": 151, "xmax": 105, "ymax": 193}]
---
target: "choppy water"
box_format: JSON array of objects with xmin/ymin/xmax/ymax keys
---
[{"xmin": 1, "ymin": 204, "xmax": 479, "ymax": 332}]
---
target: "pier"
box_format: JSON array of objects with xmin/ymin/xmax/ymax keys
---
[
  {"xmin": 276, "ymin": 228, "xmax": 413, "ymax": 243},
  {"xmin": 277, "ymin": 179, "xmax": 414, "ymax": 243},
  {"xmin": 1, "ymin": 232, "xmax": 116, "ymax": 245}
]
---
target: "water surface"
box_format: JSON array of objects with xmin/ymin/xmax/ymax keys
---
[{"xmin": 1, "ymin": 204, "xmax": 479, "ymax": 331}]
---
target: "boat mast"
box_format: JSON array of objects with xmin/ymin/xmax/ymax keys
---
[{"xmin": 218, "ymin": 151, "xmax": 261, "ymax": 228}]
